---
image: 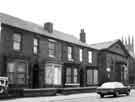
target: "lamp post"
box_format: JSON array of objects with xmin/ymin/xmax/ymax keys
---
[{"xmin": 106, "ymin": 67, "xmax": 111, "ymax": 80}]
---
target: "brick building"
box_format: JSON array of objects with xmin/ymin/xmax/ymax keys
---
[
  {"xmin": 0, "ymin": 13, "xmax": 133, "ymax": 91},
  {"xmin": 90, "ymin": 39, "xmax": 130, "ymax": 85},
  {"xmin": 0, "ymin": 13, "xmax": 98, "ymax": 89}
]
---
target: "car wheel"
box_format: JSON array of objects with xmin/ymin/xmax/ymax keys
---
[
  {"xmin": 114, "ymin": 91, "xmax": 119, "ymax": 97},
  {"xmin": 100, "ymin": 94, "xmax": 104, "ymax": 98}
]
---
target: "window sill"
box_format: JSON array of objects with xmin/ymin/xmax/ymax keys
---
[
  {"xmin": 49, "ymin": 55, "xmax": 56, "ymax": 58},
  {"xmin": 65, "ymin": 83, "xmax": 80, "ymax": 86}
]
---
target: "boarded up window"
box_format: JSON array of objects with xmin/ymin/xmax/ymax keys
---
[{"xmin": 45, "ymin": 63, "xmax": 62, "ymax": 85}]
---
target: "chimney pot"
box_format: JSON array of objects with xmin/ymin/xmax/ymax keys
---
[
  {"xmin": 80, "ymin": 29, "xmax": 86, "ymax": 43},
  {"xmin": 44, "ymin": 22, "xmax": 53, "ymax": 33}
]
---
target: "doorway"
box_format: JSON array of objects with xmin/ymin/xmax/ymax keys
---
[{"xmin": 32, "ymin": 64, "xmax": 39, "ymax": 88}]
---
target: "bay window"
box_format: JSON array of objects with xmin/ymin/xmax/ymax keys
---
[
  {"xmin": 65, "ymin": 67, "xmax": 79, "ymax": 84},
  {"xmin": 86, "ymin": 69, "xmax": 98, "ymax": 85},
  {"xmin": 7, "ymin": 61, "xmax": 27, "ymax": 85},
  {"xmin": 45, "ymin": 63, "xmax": 62, "ymax": 85}
]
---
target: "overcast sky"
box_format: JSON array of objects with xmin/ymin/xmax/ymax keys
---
[{"xmin": 0, "ymin": 0, "xmax": 135, "ymax": 45}]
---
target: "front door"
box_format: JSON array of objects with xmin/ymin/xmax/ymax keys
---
[{"xmin": 32, "ymin": 64, "xmax": 39, "ymax": 88}]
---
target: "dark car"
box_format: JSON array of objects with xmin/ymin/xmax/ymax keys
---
[{"xmin": 96, "ymin": 82, "xmax": 130, "ymax": 98}]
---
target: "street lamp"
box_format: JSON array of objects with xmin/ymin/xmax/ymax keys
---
[{"xmin": 106, "ymin": 67, "xmax": 111, "ymax": 79}]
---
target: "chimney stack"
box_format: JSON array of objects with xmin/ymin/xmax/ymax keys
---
[
  {"xmin": 44, "ymin": 22, "xmax": 53, "ymax": 33},
  {"xmin": 80, "ymin": 29, "xmax": 86, "ymax": 43}
]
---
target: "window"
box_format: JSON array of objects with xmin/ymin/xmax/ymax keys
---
[
  {"xmin": 48, "ymin": 39, "xmax": 56, "ymax": 57},
  {"xmin": 68, "ymin": 46, "xmax": 73, "ymax": 61},
  {"xmin": 45, "ymin": 63, "xmax": 62, "ymax": 85},
  {"xmin": 65, "ymin": 67, "xmax": 78, "ymax": 84},
  {"xmin": 87, "ymin": 69, "xmax": 98, "ymax": 85},
  {"xmin": 73, "ymin": 68, "xmax": 78, "ymax": 83},
  {"xmin": 7, "ymin": 61, "xmax": 27, "ymax": 85},
  {"xmin": 93, "ymin": 69, "xmax": 98, "ymax": 84},
  {"xmin": 87, "ymin": 69, "xmax": 93, "ymax": 85},
  {"xmin": 79, "ymin": 48, "xmax": 83, "ymax": 62},
  {"xmin": 66, "ymin": 68, "xmax": 72, "ymax": 83},
  {"xmin": 33, "ymin": 38, "xmax": 39, "ymax": 54},
  {"xmin": 13, "ymin": 33, "xmax": 21, "ymax": 51},
  {"xmin": 88, "ymin": 51, "xmax": 92, "ymax": 63}
]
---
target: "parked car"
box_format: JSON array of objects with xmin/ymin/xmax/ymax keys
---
[
  {"xmin": 0, "ymin": 77, "xmax": 8, "ymax": 96},
  {"xmin": 96, "ymin": 82, "xmax": 130, "ymax": 98}
]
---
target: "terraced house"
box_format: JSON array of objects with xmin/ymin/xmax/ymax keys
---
[
  {"xmin": 0, "ymin": 13, "xmax": 98, "ymax": 89},
  {"xmin": 0, "ymin": 13, "xmax": 133, "ymax": 94}
]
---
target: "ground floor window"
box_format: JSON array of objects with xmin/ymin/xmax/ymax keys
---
[
  {"xmin": 65, "ymin": 67, "xmax": 79, "ymax": 84},
  {"xmin": 87, "ymin": 69, "xmax": 98, "ymax": 85},
  {"xmin": 7, "ymin": 61, "xmax": 28, "ymax": 85},
  {"xmin": 45, "ymin": 63, "xmax": 62, "ymax": 85}
]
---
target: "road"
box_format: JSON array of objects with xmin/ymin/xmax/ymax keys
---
[{"xmin": 1, "ymin": 90, "xmax": 135, "ymax": 102}]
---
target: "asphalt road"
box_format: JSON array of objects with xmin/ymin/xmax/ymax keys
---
[{"xmin": 1, "ymin": 90, "xmax": 135, "ymax": 102}]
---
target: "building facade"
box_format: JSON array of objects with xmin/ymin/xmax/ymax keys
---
[
  {"xmin": 0, "ymin": 13, "xmax": 133, "ymax": 90},
  {"xmin": 0, "ymin": 13, "xmax": 98, "ymax": 89},
  {"xmin": 90, "ymin": 40, "xmax": 130, "ymax": 85}
]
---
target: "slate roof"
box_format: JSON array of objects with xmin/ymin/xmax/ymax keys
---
[
  {"xmin": 0, "ymin": 13, "xmax": 91, "ymax": 48},
  {"xmin": 89, "ymin": 39, "xmax": 119, "ymax": 50}
]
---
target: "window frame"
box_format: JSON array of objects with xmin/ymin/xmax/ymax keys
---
[
  {"xmin": 79, "ymin": 48, "xmax": 83, "ymax": 62},
  {"xmin": 88, "ymin": 51, "xmax": 92, "ymax": 63},
  {"xmin": 45, "ymin": 63, "xmax": 62, "ymax": 85},
  {"xmin": 33, "ymin": 38, "xmax": 39, "ymax": 55},
  {"xmin": 86, "ymin": 68, "xmax": 98, "ymax": 85},
  {"xmin": 12, "ymin": 33, "xmax": 22, "ymax": 51},
  {"xmin": 48, "ymin": 39, "xmax": 56, "ymax": 58},
  {"xmin": 67, "ymin": 46, "xmax": 73, "ymax": 61},
  {"xmin": 7, "ymin": 61, "xmax": 28, "ymax": 85},
  {"xmin": 65, "ymin": 67, "xmax": 79, "ymax": 84}
]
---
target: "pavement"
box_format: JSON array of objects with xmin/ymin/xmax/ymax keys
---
[{"xmin": 1, "ymin": 90, "xmax": 135, "ymax": 102}]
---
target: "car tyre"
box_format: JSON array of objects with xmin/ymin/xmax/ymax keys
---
[
  {"xmin": 100, "ymin": 94, "xmax": 104, "ymax": 98},
  {"xmin": 114, "ymin": 91, "xmax": 119, "ymax": 97}
]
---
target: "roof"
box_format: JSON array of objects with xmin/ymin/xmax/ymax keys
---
[
  {"xmin": 128, "ymin": 50, "xmax": 135, "ymax": 58},
  {"xmin": 0, "ymin": 13, "xmax": 91, "ymax": 49},
  {"xmin": 89, "ymin": 39, "xmax": 119, "ymax": 50}
]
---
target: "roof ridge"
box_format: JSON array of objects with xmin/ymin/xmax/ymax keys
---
[{"xmin": 90, "ymin": 39, "xmax": 119, "ymax": 46}]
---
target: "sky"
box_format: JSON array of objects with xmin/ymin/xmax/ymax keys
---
[{"xmin": 0, "ymin": 0, "xmax": 135, "ymax": 45}]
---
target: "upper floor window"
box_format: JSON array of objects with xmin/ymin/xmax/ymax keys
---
[
  {"xmin": 67, "ymin": 46, "xmax": 73, "ymax": 61},
  {"xmin": 79, "ymin": 48, "xmax": 83, "ymax": 62},
  {"xmin": 48, "ymin": 39, "xmax": 56, "ymax": 57},
  {"xmin": 13, "ymin": 33, "xmax": 22, "ymax": 51},
  {"xmin": 33, "ymin": 38, "xmax": 39, "ymax": 54},
  {"xmin": 88, "ymin": 51, "xmax": 92, "ymax": 63}
]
